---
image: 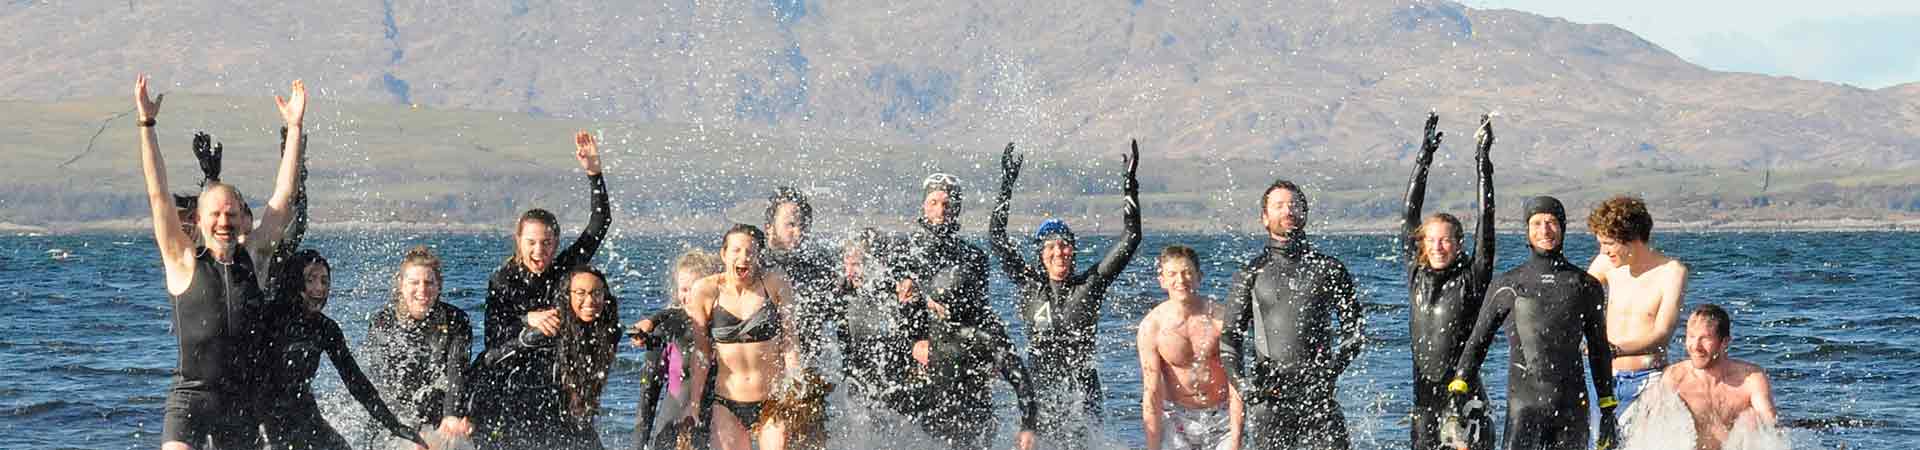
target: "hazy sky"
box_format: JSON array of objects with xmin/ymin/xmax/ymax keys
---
[{"xmin": 1465, "ymin": 0, "xmax": 1920, "ymax": 89}]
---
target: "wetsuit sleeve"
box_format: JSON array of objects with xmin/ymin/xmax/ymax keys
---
[
  {"xmin": 1401, "ymin": 136, "xmax": 1435, "ymax": 268},
  {"xmin": 1091, "ymin": 188, "xmax": 1143, "ymax": 284},
  {"xmin": 1468, "ymin": 140, "xmax": 1496, "ymax": 302},
  {"xmin": 988, "ymin": 320, "xmax": 1041, "ymax": 431},
  {"xmin": 1329, "ymin": 263, "xmax": 1365, "ymax": 374},
  {"xmin": 1452, "ymin": 279, "xmax": 1514, "ymax": 384},
  {"xmin": 444, "ymin": 309, "xmax": 474, "ymax": 418},
  {"xmin": 1581, "ymin": 277, "xmax": 1616, "ymax": 399},
  {"xmin": 322, "ymin": 318, "xmax": 417, "ymax": 441},
  {"xmin": 482, "ymin": 269, "xmax": 525, "ymax": 354},
  {"xmin": 556, "ymin": 173, "xmax": 612, "ymax": 268},
  {"xmin": 988, "ymin": 183, "xmax": 1036, "ymax": 287},
  {"xmin": 1218, "ymin": 266, "xmax": 1258, "ymax": 396}
]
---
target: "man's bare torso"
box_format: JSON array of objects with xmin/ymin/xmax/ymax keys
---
[
  {"xmin": 1604, "ymin": 257, "xmax": 1687, "ymax": 370},
  {"xmin": 1664, "ymin": 359, "xmax": 1765, "ymax": 450},
  {"xmin": 1149, "ymin": 300, "xmax": 1230, "ymax": 410}
]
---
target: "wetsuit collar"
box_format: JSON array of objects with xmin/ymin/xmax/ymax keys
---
[
  {"xmin": 1264, "ymin": 234, "xmax": 1310, "ymax": 259},
  {"xmin": 1529, "ymin": 243, "xmax": 1567, "ymax": 262},
  {"xmin": 1422, "ymin": 251, "xmax": 1470, "ymax": 275},
  {"xmin": 917, "ymin": 217, "xmax": 960, "ymax": 238}
]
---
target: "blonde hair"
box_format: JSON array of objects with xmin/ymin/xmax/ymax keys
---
[
  {"xmin": 667, "ymin": 249, "xmax": 722, "ymax": 307},
  {"xmin": 390, "ymin": 245, "xmax": 444, "ymax": 314}
]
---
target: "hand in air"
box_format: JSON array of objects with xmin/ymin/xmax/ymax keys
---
[
  {"xmin": 1421, "ymin": 112, "xmax": 1443, "ymax": 156},
  {"xmin": 192, "ymin": 132, "xmax": 223, "ymax": 183},
  {"xmin": 1474, "ymin": 114, "xmax": 1494, "ymax": 156},
  {"xmin": 526, "ymin": 309, "xmax": 562, "ymax": 336},
  {"xmin": 275, "ymin": 79, "xmax": 307, "ymax": 127},
  {"xmin": 1123, "ymin": 139, "xmax": 1141, "ymax": 199},
  {"xmin": 999, "ymin": 142, "xmax": 1023, "ymax": 185},
  {"xmin": 574, "ymin": 130, "xmax": 602, "ymax": 176},
  {"xmin": 134, "ymin": 74, "xmax": 164, "ymax": 121}
]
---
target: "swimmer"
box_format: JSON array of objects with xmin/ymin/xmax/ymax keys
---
[
  {"xmin": 365, "ymin": 246, "xmax": 475, "ymax": 448},
  {"xmin": 1401, "ymin": 114, "xmax": 1497, "ymax": 450},
  {"xmin": 468, "ymin": 130, "xmax": 612, "ymax": 445},
  {"xmin": 987, "ymin": 141, "xmax": 1142, "ymax": 449},
  {"xmin": 1219, "ymin": 179, "xmax": 1366, "ymax": 450},
  {"xmin": 822, "ymin": 229, "xmax": 928, "ymax": 413},
  {"xmin": 1662, "ymin": 305, "xmax": 1778, "ymax": 450},
  {"xmin": 136, "ymin": 74, "xmax": 309, "ymax": 450},
  {"xmin": 685, "ymin": 225, "xmax": 801, "ymax": 450},
  {"xmin": 1136, "ymin": 246, "xmax": 1241, "ymax": 450},
  {"xmin": 760, "ymin": 187, "xmax": 835, "ymax": 450},
  {"xmin": 631, "ymin": 250, "xmax": 721, "ymax": 450},
  {"xmin": 1449, "ymin": 196, "xmax": 1620, "ymax": 450},
  {"xmin": 257, "ymin": 250, "xmax": 427, "ymax": 450},
  {"xmin": 1587, "ymin": 195, "xmax": 1690, "ymax": 424}
]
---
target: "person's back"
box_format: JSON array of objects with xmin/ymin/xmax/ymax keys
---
[{"xmin": 1661, "ymin": 305, "xmax": 1778, "ymax": 450}]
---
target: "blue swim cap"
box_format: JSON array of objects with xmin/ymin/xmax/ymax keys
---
[{"xmin": 1033, "ymin": 219, "xmax": 1075, "ymax": 244}]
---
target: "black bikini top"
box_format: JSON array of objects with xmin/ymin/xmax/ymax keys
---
[{"xmin": 709, "ymin": 285, "xmax": 781, "ymax": 344}]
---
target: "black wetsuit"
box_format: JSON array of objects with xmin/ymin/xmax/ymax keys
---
[
  {"xmin": 259, "ymin": 311, "xmax": 420, "ymax": 449},
  {"xmin": 1450, "ymin": 201, "xmax": 1615, "ymax": 450},
  {"xmin": 823, "ymin": 272, "xmax": 929, "ymax": 410},
  {"xmin": 162, "ymin": 248, "xmax": 273, "ymax": 449},
  {"xmin": 470, "ymin": 288, "xmax": 620, "ymax": 450},
  {"xmin": 1403, "ymin": 121, "xmax": 1497, "ymax": 450},
  {"xmin": 470, "ymin": 173, "xmax": 610, "ymax": 443},
  {"xmin": 885, "ymin": 218, "xmax": 1039, "ymax": 449},
  {"xmin": 1219, "ymin": 236, "xmax": 1365, "ymax": 450},
  {"xmin": 366, "ymin": 302, "xmax": 473, "ymax": 444},
  {"xmin": 986, "ymin": 179, "xmax": 1141, "ymax": 446}
]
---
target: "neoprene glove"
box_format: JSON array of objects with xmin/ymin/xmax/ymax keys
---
[
  {"xmin": 191, "ymin": 132, "xmax": 222, "ymax": 184},
  {"xmin": 1123, "ymin": 140, "xmax": 1140, "ymax": 199},
  {"xmin": 1597, "ymin": 404, "xmax": 1621, "ymax": 450}
]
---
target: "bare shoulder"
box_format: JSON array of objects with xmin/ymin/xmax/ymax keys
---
[
  {"xmin": 1662, "ymin": 360, "xmax": 1693, "ymax": 382},
  {"xmin": 1139, "ymin": 301, "xmax": 1172, "ymax": 328},
  {"xmin": 1658, "ymin": 258, "xmax": 1689, "ymax": 279},
  {"xmin": 1731, "ymin": 359, "xmax": 1768, "ymax": 382}
]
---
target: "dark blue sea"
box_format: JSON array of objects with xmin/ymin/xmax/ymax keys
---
[{"xmin": 3, "ymin": 231, "xmax": 1913, "ymax": 449}]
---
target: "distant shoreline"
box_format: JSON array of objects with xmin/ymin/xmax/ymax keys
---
[{"xmin": 9, "ymin": 216, "xmax": 1917, "ymax": 236}]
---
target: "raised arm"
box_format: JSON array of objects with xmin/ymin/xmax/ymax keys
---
[
  {"xmin": 1401, "ymin": 113, "xmax": 1442, "ymax": 263},
  {"xmin": 556, "ymin": 130, "xmax": 611, "ymax": 268},
  {"xmin": 135, "ymin": 75, "xmax": 195, "ymax": 291},
  {"xmin": 1092, "ymin": 140, "xmax": 1143, "ymax": 282},
  {"xmin": 322, "ymin": 320, "xmax": 427, "ymax": 447},
  {"xmin": 273, "ymin": 126, "xmax": 311, "ymax": 260},
  {"xmin": 1137, "ymin": 312, "xmax": 1167, "ymax": 450},
  {"xmin": 247, "ymin": 80, "xmax": 307, "ymax": 255},
  {"xmin": 1469, "ymin": 116, "xmax": 1497, "ymax": 295},
  {"xmin": 988, "ymin": 142, "xmax": 1035, "ymax": 284}
]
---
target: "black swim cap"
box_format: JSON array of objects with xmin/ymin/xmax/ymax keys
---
[{"xmin": 1523, "ymin": 196, "xmax": 1566, "ymax": 226}]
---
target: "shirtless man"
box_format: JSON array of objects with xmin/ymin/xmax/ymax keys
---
[
  {"xmin": 1662, "ymin": 305, "xmax": 1777, "ymax": 450},
  {"xmin": 1586, "ymin": 196, "xmax": 1689, "ymax": 417},
  {"xmin": 1137, "ymin": 245, "xmax": 1242, "ymax": 450}
]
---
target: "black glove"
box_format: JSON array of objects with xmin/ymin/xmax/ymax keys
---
[
  {"xmin": 998, "ymin": 142, "xmax": 1022, "ymax": 197},
  {"xmin": 1420, "ymin": 113, "xmax": 1443, "ymax": 157},
  {"xmin": 389, "ymin": 425, "xmax": 428, "ymax": 448},
  {"xmin": 1597, "ymin": 405, "xmax": 1620, "ymax": 450},
  {"xmin": 1123, "ymin": 139, "xmax": 1140, "ymax": 199},
  {"xmin": 1474, "ymin": 114, "xmax": 1494, "ymax": 157},
  {"xmin": 191, "ymin": 132, "xmax": 222, "ymax": 185}
]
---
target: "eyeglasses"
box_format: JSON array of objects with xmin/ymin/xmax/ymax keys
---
[
  {"xmin": 570, "ymin": 289, "xmax": 606, "ymax": 298},
  {"xmin": 922, "ymin": 173, "xmax": 962, "ymax": 190}
]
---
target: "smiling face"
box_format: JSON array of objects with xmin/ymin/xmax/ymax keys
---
[
  {"xmin": 1261, "ymin": 188, "xmax": 1303, "ymax": 240},
  {"xmin": 722, "ymin": 232, "xmax": 761, "ymax": 281},
  {"xmin": 1596, "ymin": 234, "xmax": 1628, "ymax": 267},
  {"xmin": 1040, "ymin": 239, "xmax": 1075, "ymax": 281},
  {"xmin": 922, "ymin": 190, "xmax": 952, "ymax": 225},
  {"xmin": 301, "ymin": 263, "xmax": 331, "ymax": 312},
  {"xmin": 515, "ymin": 219, "xmax": 558, "ymax": 274},
  {"xmin": 568, "ymin": 272, "xmax": 607, "ymax": 323},
  {"xmin": 1527, "ymin": 213, "xmax": 1563, "ymax": 253},
  {"xmin": 196, "ymin": 188, "xmax": 249, "ymax": 251},
  {"xmin": 1685, "ymin": 314, "xmax": 1730, "ymax": 369},
  {"xmin": 1420, "ymin": 220, "xmax": 1461, "ymax": 270},
  {"xmin": 398, "ymin": 264, "xmax": 440, "ymax": 321},
  {"xmin": 1157, "ymin": 257, "xmax": 1199, "ymax": 300}
]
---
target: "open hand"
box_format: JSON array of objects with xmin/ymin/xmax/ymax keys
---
[
  {"xmin": 575, "ymin": 130, "xmax": 602, "ymax": 175},
  {"xmin": 1421, "ymin": 112, "xmax": 1443, "ymax": 155},
  {"xmin": 999, "ymin": 142, "xmax": 1023, "ymax": 184},
  {"xmin": 192, "ymin": 132, "xmax": 223, "ymax": 183},
  {"xmin": 134, "ymin": 75, "xmax": 164, "ymax": 121},
  {"xmin": 1474, "ymin": 114, "xmax": 1494, "ymax": 155},
  {"xmin": 275, "ymin": 79, "xmax": 307, "ymax": 127},
  {"xmin": 1123, "ymin": 139, "xmax": 1140, "ymax": 197}
]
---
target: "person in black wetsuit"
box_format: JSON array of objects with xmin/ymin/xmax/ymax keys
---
[
  {"xmin": 135, "ymin": 75, "xmax": 309, "ymax": 450},
  {"xmin": 759, "ymin": 187, "xmax": 836, "ymax": 450},
  {"xmin": 1402, "ymin": 114, "xmax": 1497, "ymax": 450},
  {"xmin": 468, "ymin": 130, "xmax": 612, "ymax": 448},
  {"xmin": 1218, "ymin": 179, "xmax": 1366, "ymax": 450},
  {"xmin": 629, "ymin": 250, "xmax": 720, "ymax": 450},
  {"xmin": 887, "ymin": 173, "xmax": 1041, "ymax": 450},
  {"xmin": 368, "ymin": 246, "xmax": 476, "ymax": 447},
  {"xmin": 474, "ymin": 266, "xmax": 623, "ymax": 449},
  {"xmin": 258, "ymin": 250, "xmax": 428, "ymax": 449},
  {"xmin": 822, "ymin": 229, "xmax": 930, "ymax": 413},
  {"xmin": 987, "ymin": 141, "xmax": 1143, "ymax": 448},
  {"xmin": 1448, "ymin": 196, "xmax": 1621, "ymax": 450}
]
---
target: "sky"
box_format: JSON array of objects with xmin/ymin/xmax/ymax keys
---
[{"xmin": 1464, "ymin": 0, "xmax": 1920, "ymax": 89}]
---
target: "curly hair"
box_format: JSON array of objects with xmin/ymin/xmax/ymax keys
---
[{"xmin": 1587, "ymin": 196, "xmax": 1653, "ymax": 243}]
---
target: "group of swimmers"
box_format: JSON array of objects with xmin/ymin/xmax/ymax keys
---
[{"xmin": 134, "ymin": 76, "xmax": 1778, "ymax": 450}]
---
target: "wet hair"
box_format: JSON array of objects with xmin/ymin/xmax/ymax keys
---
[
  {"xmin": 556, "ymin": 264, "xmax": 619, "ymax": 419},
  {"xmin": 1156, "ymin": 244, "xmax": 1202, "ymax": 278},
  {"xmin": 277, "ymin": 249, "xmax": 330, "ymax": 303},
  {"xmin": 509, "ymin": 208, "xmax": 561, "ymax": 264},
  {"xmin": 667, "ymin": 249, "xmax": 723, "ymax": 306},
  {"xmin": 765, "ymin": 186, "xmax": 814, "ymax": 231},
  {"xmin": 1588, "ymin": 195, "xmax": 1653, "ymax": 243},
  {"xmin": 1691, "ymin": 304, "xmax": 1732, "ymax": 339},
  {"xmin": 1260, "ymin": 179, "xmax": 1310, "ymax": 224},
  {"xmin": 1413, "ymin": 213, "xmax": 1465, "ymax": 258},
  {"xmin": 390, "ymin": 245, "xmax": 444, "ymax": 313},
  {"xmin": 722, "ymin": 223, "xmax": 768, "ymax": 254}
]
